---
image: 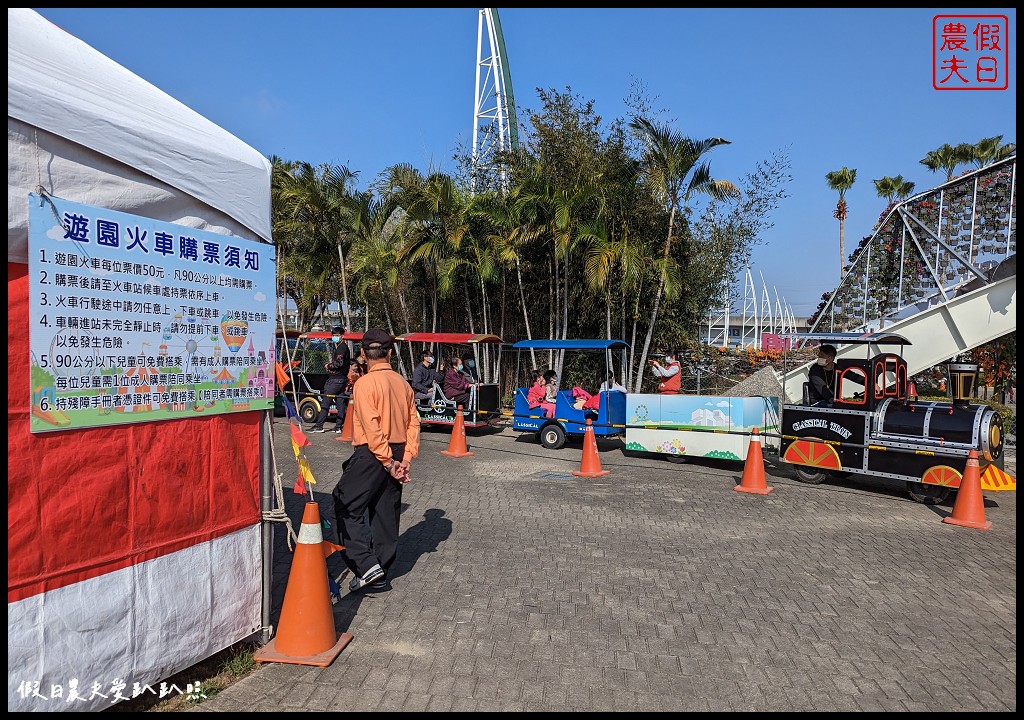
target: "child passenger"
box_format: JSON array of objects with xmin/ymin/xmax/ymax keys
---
[{"xmin": 527, "ymin": 370, "xmax": 556, "ymax": 418}]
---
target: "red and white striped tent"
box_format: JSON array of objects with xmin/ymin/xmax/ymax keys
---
[{"xmin": 8, "ymin": 9, "xmax": 273, "ymax": 712}]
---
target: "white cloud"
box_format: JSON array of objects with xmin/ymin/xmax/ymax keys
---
[{"xmin": 254, "ymin": 291, "xmax": 267, "ymax": 302}]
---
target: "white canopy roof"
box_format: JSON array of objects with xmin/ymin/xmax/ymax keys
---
[{"xmin": 8, "ymin": 8, "xmax": 272, "ymax": 252}]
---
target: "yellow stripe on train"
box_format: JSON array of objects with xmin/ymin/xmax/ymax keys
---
[{"xmin": 981, "ymin": 464, "xmax": 1016, "ymax": 492}]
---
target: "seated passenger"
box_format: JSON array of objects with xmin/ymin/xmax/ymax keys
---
[
  {"xmin": 599, "ymin": 372, "xmax": 627, "ymax": 393},
  {"xmin": 443, "ymin": 355, "xmax": 475, "ymax": 407},
  {"xmin": 527, "ymin": 370, "xmax": 556, "ymax": 419},
  {"xmin": 542, "ymin": 369, "xmax": 559, "ymax": 404},
  {"xmin": 572, "ymin": 385, "xmax": 601, "ymax": 414},
  {"xmin": 461, "ymin": 352, "xmax": 481, "ymax": 383},
  {"xmin": 807, "ymin": 344, "xmax": 837, "ymax": 406},
  {"xmin": 411, "ymin": 350, "xmax": 441, "ymax": 403}
]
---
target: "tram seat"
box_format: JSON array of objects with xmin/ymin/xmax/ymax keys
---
[
  {"xmin": 515, "ymin": 388, "xmax": 552, "ymax": 419},
  {"xmin": 431, "ymin": 382, "xmax": 453, "ymax": 407}
]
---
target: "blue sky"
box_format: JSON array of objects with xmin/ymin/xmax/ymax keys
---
[{"xmin": 31, "ymin": 8, "xmax": 1016, "ymax": 317}]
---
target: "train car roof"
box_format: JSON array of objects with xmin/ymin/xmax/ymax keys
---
[
  {"xmin": 512, "ymin": 339, "xmax": 630, "ymax": 350},
  {"xmin": 298, "ymin": 331, "xmax": 364, "ymax": 341},
  {"xmin": 394, "ymin": 332, "xmax": 502, "ymax": 344},
  {"xmin": 783, "ymin": 332, "xmax": 912, "ymax": 346}
]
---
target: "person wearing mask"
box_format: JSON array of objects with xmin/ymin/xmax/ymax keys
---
[
  {"xmin": 526, "ymin": 370, "xmax": 557, "ymax": 419},
  {"xmin": 332, "ymin": 328, "xmax": 420, "ymax": 593},
  {"xmin": 461, "ymin": 352, "xmax": 481, "ymax": 383},
  {"xmin": 648, "ymin": 350, "xmax": 682, "ymax": 394},
  {"xmin": 599, "ymin": 372, "xmax": 627, "ymax": 393},
  {"xmin": 311, "ymin": 326, "xmax": 351, "ymax": 433},
  {"xmin": 443, "ymin": 354, "xmax": 475, "ymax": 407},
  {"xmin": 411, "ymin": 350, "xmax": 441, "ymax": 404},
  {"xmin": 807, "ymin": 344, "xmax": 838, "ymax": 406}
]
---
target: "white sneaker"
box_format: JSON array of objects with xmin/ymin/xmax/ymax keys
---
[{"xmin": 349, "ymin": 565, "xmax": 384, "ymax": 592}]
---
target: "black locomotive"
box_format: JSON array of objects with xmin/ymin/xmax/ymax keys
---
[{"xmin": 780, "ymin": 333, "xmax": 1013, "ymax": 504}]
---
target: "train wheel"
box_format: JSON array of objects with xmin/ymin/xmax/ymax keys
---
[
  {"xmin": 793, "ymin": 466, "xmax": 828, "ymax": 484},
  {"xmin": 539, "ymin": 424, "xmax": 566, "ymax": 450},
  {"xmin": 905, "ymin": 482, "xmax": 952, "ymax": 505},
  {"xmin": 664, "ymin": 453, "xmax": 687, "ymax": 464},
  {"xmin": 299, "ymin": 399, "xmax": 320, "ymax": 424}
]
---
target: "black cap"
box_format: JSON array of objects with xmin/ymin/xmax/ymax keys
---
[{"xmin": 362, "ymin": 328, "xmax": 394, "ymax": 351}]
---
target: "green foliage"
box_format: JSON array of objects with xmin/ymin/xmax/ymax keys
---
[
  {"xmin": 277, "ymin": 84, "xmax": 789, "ymax": 364},
  {"xmin": 221, "ymin": 645, "xmax": 257, "ymax": 678}
]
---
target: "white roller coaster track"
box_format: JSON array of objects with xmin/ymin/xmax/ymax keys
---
[{"xmin": 782, "ymin": 272, "xmax": 1016, "ymax": 402}]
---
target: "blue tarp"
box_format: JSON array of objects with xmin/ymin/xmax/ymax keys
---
[{"xmin": 512, "ymin": 339, "xmax": 630, "ymax": 350}]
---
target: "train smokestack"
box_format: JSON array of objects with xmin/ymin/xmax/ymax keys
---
[{"xmin": 944, "ymin": 362, "xmax": 978, "ymax": 406}]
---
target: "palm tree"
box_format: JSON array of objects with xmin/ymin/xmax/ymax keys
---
[
  {"xmin": 275, "ymin": 161, "xmax": 359, "ymax": 328},
  {"xmin": 387, "ymin": 166, "xmax": 469, "ymax": 337},
  {"xmin": 825, "ymin": 167, "xmax": 857, "ymax": 281},
  {"xmin": 971, "ymin": 136, "xmax": 1004, "ymax": 168},
  {"xmin": 968, "ymin": 135, "xmax": 1016, "ymax": 168},
  {"xmin": 920, "ymin": 143, "xmax": 972, "ymax": 182},
  {"xmin": 629, "ymin": 116, "xmax": 737, "ymax": 392},
  {"xmin": 992, "ymin": 141, "xmax": 1016, "ymax": 163},
  {"xmin": 873, "ymin": 175, "xmax": 915, "ymax": 204},
  {"xmin": 467, "ymin": 186, "xmax": 544, "ymax": 369},
  {"xmin": 348, "ymin": 191, "xmax": 410, "ymax": 376}
]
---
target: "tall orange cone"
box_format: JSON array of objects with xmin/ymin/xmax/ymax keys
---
[
  {"xmin": 943, "ymin": 450, "xmax": 991, "ymax": 530},
  {"xmin": 336, "ymin": 398, "xmax": 354, "ymax": 442},
  {"xmin": 573, "ymin": 418, "xmax": 610, "ymax": 477},
  {"xmin": 734, "ymin": 427, "xmax": 774, "ymax": 495},
  {"xmin": 440, "ymin": 405, "xmax": 474, "ymax": 458},
  {"xmin": 253, "ymin": 502, "xmax": 353, "ymax": 666}
]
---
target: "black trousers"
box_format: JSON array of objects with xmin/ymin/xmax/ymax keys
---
[
  {"xmin": 314, "ymin": 377, "xmax": 348, "ymax": 429},
  {"xmin": 332, "ymin": 443, "xmax": 404, "ymax": 577}
]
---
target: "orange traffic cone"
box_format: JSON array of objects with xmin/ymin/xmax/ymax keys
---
[
  {"xmin": 734, "ymin": 427, "xmax": 774, "ymax": 495},
  {"xmin": 943, "ymin": 450, "xmax": 991, "ymax": 530},
  {"xmin": 336, "ymin": 399, "xmax": 354, "ymax": 442},
  {"xmin": 253, "ymin": 502, "xmax": 353, "ymax": 666},
  {"xmin": 440, "ymin": 405, "xmax": 475, "ymax": 458},
  {"xmin": 573, "ymin": 418, "xmax": 610, "ymax": 477}
]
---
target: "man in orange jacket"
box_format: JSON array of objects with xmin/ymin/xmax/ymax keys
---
[{"xmin": 332, "ymin": 328, "xmax": 421, "ymax": 593}]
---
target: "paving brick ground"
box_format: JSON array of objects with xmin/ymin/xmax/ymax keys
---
[{"xmin": 190, "ymin": 417, "xmax": 1016, "ymax": 712}]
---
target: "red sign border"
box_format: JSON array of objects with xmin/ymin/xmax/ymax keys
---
[{"xmin": 932, "ymin": 14, "xmax": 1009, "ymax": 91}]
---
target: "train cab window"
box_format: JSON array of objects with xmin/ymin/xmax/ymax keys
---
[
  {"xmin": 838, "ymin": 367, "xmax": 868, "ymax": 405},
  {"xmin": 873, "ymin": 355, "xmax": 901, "ymax": 400}
]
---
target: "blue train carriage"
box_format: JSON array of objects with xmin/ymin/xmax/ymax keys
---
[
  {"xmin": 395, "ymin": 332, "xmax": 504, "ymax": 429},
  {"xmin": 623, "ymin": 394, "xmax": 781, "ymax": 462},
  {"xmin": 779, "ymin": 332, "xmax": 1015, "ymax": 504},
  {"xmin": 511, "ymin": 339, "xmax": 629, "ymax": 449}
]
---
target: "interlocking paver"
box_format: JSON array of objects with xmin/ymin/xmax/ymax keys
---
[{"xmin": 187, "ymin": 421, "xmax": 1016, "ymax": 712}]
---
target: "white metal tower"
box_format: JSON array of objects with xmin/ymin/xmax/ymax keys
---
[
  {"xmin": 759, "ymin": 272, "xmax": 774, "ymax": 339},
  {"xmin": 472, "ymin": 8, "xmax": 519, "ymax": 194},
  {"xmin": 741, "ymin": 268, "xmax": 758, "ymax": 348},
  {"xmin": 706, "ymin": 282, "xmax": 730, "ymax": 346}
]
